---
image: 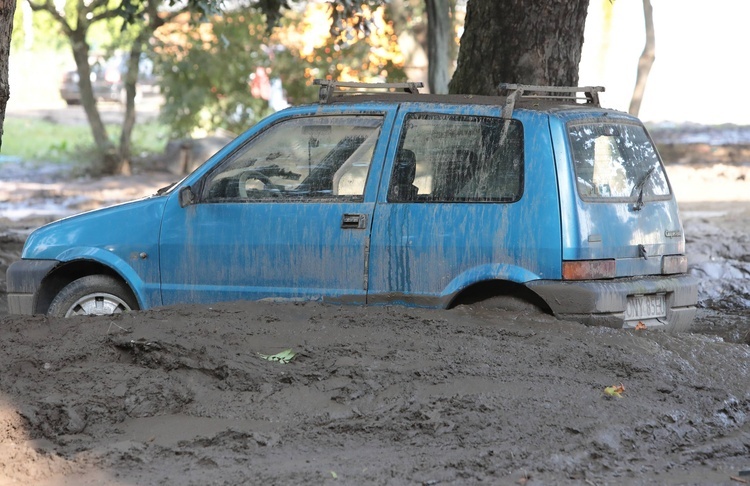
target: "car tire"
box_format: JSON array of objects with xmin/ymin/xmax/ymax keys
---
[{"xmin": 48, "ymin": 275, "xmax": 139, "ymax": 317}]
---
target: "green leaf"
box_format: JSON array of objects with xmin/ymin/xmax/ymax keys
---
[{"xmin": 258, "ymin": 348, "xmax": 297, "ymax": 364}]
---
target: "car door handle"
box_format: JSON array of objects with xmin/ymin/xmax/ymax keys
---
[{"xmin": 341, "ymin": 213, "xmax": 367, "ymax": 229}]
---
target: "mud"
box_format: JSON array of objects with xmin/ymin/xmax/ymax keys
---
[
  {"xmin": 1, "ymin": 300, "xmax": 749, "ymax": 485},
  {"xmin": 1, "ymin": 143, "xmax": 750, "ymax": 484}
]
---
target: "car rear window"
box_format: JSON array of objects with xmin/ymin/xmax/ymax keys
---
[
  {"xmin": 388, "ymin": 114, "xmax": 524, "ymax": 203},
  {"xmin": 568, "ymin": 121, "xmax": 670, "ymax": 201}
]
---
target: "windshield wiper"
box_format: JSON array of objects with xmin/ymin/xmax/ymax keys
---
[{"xmin": 632, "ymin": 166, "xmax": 656, "ymax": 211}]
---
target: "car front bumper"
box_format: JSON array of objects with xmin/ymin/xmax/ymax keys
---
[
  {"xmin": 526, "ymin": 274, "xmax": 698, "ymax": 332},
  {"xmin": 6, "ymin": 259, "xmax": 60, "ymax": 315}
]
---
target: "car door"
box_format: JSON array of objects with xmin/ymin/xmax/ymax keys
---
[
  {"xmin": 158, "ymin": 106, "xmax": 396, "ymax": 306},
  {"xmin": 367, "ymin": 104, "xmax": 563, "ymax": 307}
]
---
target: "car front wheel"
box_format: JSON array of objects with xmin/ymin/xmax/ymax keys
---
[{"xmin": 48, "ymin": 275, "xmax": 139, "ymax": 317}]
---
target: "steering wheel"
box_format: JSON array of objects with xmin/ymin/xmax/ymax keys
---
[{"xmin": 238, "ymin": 170, "xmax": 273, "ymax": 198}]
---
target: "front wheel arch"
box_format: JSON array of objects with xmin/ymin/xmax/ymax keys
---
[{"xmin": 36, "ymin": 261, "xmax": 138, "ymax": 315}]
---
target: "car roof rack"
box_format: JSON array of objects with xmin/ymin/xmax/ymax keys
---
[
  {"xmin": 497, "ymin": 83, "xmax": 605, "ymax": 119},
  {"xmin": 314, "ymin": 79, "xmax": 424, "ymax": 104}
]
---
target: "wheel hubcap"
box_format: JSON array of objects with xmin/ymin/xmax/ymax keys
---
[{"xmin": 65, "ymin": 293, "xmax": 132, "ymax": 317}]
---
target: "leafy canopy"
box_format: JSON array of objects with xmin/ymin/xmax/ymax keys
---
[{"xmin": 153, "ymin": 3, "xmax": 405, "ymax": 137}]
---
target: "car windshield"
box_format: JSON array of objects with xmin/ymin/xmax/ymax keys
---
[{"xmin": 568, "ymin": 122, "xmax": 670, "ymax": 201}]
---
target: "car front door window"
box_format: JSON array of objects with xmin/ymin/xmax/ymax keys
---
[{"xmin": 203, "ymin": 116, "xmax": 383, "ymax": 203}]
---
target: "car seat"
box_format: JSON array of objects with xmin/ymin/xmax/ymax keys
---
[{"xmin": 389, "ymin": 149, "xmax": 419, "ymax": 201}]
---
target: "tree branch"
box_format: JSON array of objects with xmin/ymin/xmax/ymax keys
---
[
  {"xmin": 26, "ymin": 0, "xmax": 72, "ymax": 34},
  {"xmin": 89, "ymin": 8, "xmax": 125, "ymax": 23}
]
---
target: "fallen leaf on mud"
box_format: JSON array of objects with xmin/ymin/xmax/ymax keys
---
[
  {"xmin": 604, "ymin": 383, "xmax": 625, "ymax": 398},
  {"xmin": 330, "ymin": 470, "xmax": 338, "ymax": 479},
  {"xmin": 258, "ymin": 348, "xmax": 297, "ymax": 364},
  {"xmin": 635, "ymin": 322, "xmax": 647, "ymax": 330}
]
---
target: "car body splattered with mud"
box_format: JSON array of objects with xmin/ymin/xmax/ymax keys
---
[{"xmin": 6, "ymin": 81, "xmax": 697, "ymax": 331}]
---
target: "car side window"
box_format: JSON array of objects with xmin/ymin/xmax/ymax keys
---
[
  {"xmin": 388, "ymin": 114, "xmax": 524, "ymax": 203},
  {"xmin": 203, "ymin": 115, "xmax": 383, "ymax": 203}
]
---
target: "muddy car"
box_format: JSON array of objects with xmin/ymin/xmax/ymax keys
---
[{"xmin": 7, "ymin": 81, "xmax": 698, "ymax": 331}]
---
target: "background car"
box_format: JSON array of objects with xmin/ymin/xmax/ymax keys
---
[{"xmin": 59, "ymin": 53, "xmax": 157, "ymax": 105}]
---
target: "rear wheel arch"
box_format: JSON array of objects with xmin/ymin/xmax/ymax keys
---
[
  {"xmin": 447, "ymin": 279, "xmax": 553, "ymax": 313},
  {"xmin": 35, "ymin": 260, "xmax": 138, "ymax": 315}
]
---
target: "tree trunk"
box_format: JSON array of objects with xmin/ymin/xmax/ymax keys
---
[
  {"xmin": 70, "ymin": 30, "xmax": 119, "ymax": 174},
  {"xmin": 425, "ymin": 0, "xmax": 451, "ymax": 94},
  {"xmin": 449, "ymin": 0, "xmax": 590, "ymax": 95},
  {"xmin": 119, "ymin": 33, "xmax": 149, "ymax": 176},
  {"xmin": 629, "ymin": 0, "xmax": 655, "ymax": 117},
  {"xmin": 0, "ymin": 0, "xmax": 17, "ymax": 152}
]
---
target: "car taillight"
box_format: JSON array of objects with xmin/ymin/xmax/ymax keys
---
[
  {"xmin": 662, "ymin": 254, "xmax": 688, "ymax": 274},
  {"xmin": 562, "ymin": 260, "xmax": 616, "ymax": 280}
]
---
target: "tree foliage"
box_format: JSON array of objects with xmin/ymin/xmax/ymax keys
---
[
  {"xmin": 154, "ymin": 3, "xmax": 406, "ymax": 137},
  {"xmin": 0, "ymin": 0, "xmax": 597, "ymax": 171}
]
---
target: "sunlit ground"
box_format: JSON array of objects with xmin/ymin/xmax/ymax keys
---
[{"xmin": 668, "ymin": 164, "xmax": 750, "ymax": 203}]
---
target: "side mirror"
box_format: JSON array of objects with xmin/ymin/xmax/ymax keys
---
[{"xmin": 179, "ymin": 186, "xmax": 196, "ymax": 207}]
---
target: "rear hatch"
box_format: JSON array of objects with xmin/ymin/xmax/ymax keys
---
[{"xmin": 552, "ymin": 111, "xmax": 687, "ymax": 280}]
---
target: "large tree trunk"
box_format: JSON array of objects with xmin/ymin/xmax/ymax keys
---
[
  {"xmin": 425, "ymin": 0, "xmax": 451, "ymax": 94},
  {"xmin": 629, "ymin": 0, "xmax": 655, "ymax": 116},
  {"xmin": 0, "ymin": 0, "xmax": 17, "ymax": 152},
  {"xmin": 449, "ymin": 0, "xmax": 590, "ymax": 95}
]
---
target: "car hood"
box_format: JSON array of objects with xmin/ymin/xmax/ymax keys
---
[{"xmin": 22, "ymin": 196, "xmax": 168, "ymax": 260}]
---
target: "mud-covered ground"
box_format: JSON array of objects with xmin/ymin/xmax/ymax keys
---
[{"xmin": 1, "ymin": 134, "xmax": 749, "ymax": 485}]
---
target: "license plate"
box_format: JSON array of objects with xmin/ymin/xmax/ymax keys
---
[{"xmin": 625, "ymin": 293, "xmax": 666, "ymax": 321}]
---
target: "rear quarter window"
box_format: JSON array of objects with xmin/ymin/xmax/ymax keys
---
[{"xmin": 568, "ymin": 121, "xmax": 670, "ymax": 202}]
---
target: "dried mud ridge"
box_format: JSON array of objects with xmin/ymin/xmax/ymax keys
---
[{"xmin": 1, "ymin": 302, "xmax": 750, "ymax": 485}]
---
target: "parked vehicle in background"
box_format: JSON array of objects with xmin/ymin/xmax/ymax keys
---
[
  {"xmin": 8, "ymin": 81, "xmax": 698, "ymax": 332},
  {"xmin": 59, "ymin": 53, "xmax": 157, "ymax": 105}
]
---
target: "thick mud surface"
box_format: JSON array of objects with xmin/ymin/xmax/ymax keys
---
[
  {"xmin": 1, "ymin": 301, "xmax": 749, "ymax": 485},
  {"xmin": 1, "ymin": 151, "xmax": 749, "ymax": 484}
]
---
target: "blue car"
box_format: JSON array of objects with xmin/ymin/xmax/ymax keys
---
[{"xmin": 6, "ymin": 81, "xmax": 697, "ymax": 331}]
